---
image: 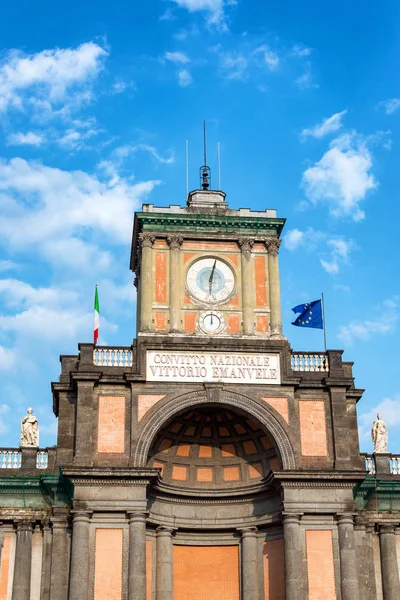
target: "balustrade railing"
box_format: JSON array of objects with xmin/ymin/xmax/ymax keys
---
[
  {"xmin": 291, "ymin": 353, "xmax": 329, "ymax": 372},
  {"xmin": 363, "ymin": 454, "xmax": 400, "ymax": 475},
  {"xmin": 93, "ymin": 347, "xmax": 133, "ymax": 367},
  {"xmin": 36, "ymin": 451, "xmax": 48, "ymax": 469},
  {"xmin": 0, "ymin": 450, "xmax": 21, "ymax": 469},
  {"xmin": 0, "ymin": 449, "xmax": 49, "ymax": 469}
]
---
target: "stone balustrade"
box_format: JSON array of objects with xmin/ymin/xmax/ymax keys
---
[
  {"xmin": 363, "ymin": 453, "xmax": 400, "ymax": 476},
  {"xmin": 0, "ymin": 448, "xmax": 50, "ymax": 470},
  {"xmin": 93, "ymin": 346, "xmax": 133, "ymax": 367},
  {"xmin": 291, "ymin": 352, "xmax": 329, "ymax": 372}
]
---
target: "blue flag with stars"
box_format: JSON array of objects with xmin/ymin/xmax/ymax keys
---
[{"xmin": 291, "ymin": 300, "xmax": 323, "ymax": 329}]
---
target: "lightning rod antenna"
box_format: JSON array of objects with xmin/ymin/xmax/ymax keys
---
[
  {"xmin": 186, "ymin": 138, "xmax": 189, "ymax": 197},
  {"xmin": 200, "ymin": 121, "xmax": 211, "ymax": 190},
  {"xmin": 217, "ymin": 140, "xmax": 221, "ymax": 190}
]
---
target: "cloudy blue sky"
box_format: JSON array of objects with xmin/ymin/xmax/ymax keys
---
[{"xmin": 0, "ymin": 0, "xmax": 399, "ymax": 452}]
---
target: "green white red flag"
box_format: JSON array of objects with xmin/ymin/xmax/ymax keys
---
[{"xmin": 94, "ymin": 285, "xmax": 100, "ymax": 345}]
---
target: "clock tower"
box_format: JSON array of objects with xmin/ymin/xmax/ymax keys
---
[{"xmin": 130, "ymin": 184, "xmax": 285, "ymax": 339}]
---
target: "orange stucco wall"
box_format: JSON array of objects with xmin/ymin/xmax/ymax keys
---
[
  {"xmin": 97, "ymin": 396, "xmax": 125, "ymax": 453},
  {"xmin": 299, "ymin": 400, "xmax": 328, "ymax": 457},
  {"xmin": 306, "ymin": 530, "xmax": 336, "ymax": 600},
  {"xmin": 173, "ymin": 545, "xmax": 240, "ymax": 600},
  {"xmin": 155, "ymin": 252, "xmax": 167, "ymax": 303},
  {"xmin": 263, "ymin": 539, "xmax": 285, "ymax": 600},
  {"xmin": 94, "ymin": 529, "xmax": 123, "ymax": 600}
]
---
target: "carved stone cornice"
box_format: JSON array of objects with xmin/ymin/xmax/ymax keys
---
[
  {"xmin": 167, "ymin": 235, "xmax": 184, "ymax": 250},
  {"xmin": 138, "ymin": 232, "xmax": 156, "ymax": 248},
  {"xmin": 265, "ymin": 238, "xmax": 282, "ymax": 255},
  {"xmin": 238, "ymin": 238, "xmax": 254, "ymax": 253}
]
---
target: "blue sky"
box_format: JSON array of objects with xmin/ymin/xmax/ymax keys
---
[{"xmin": 0, "ymin": 0, "xmax": 399, "ymax": 452}]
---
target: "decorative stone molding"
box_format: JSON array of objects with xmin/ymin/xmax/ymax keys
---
[
  {"xmin": 166, "ymin": 235, "xmax": 184, "ymax": 250},
  {"xmin": 238, "ymin": 238, "xmax": 254, "ymax": 253},
  {"xmin": 138, "ymin": 232, "xmax": 156, "ymax": 248},
  {"xmin": 134, "ymin": 389, "xmax": 296, "ymax": 470},
  {"xmin": 265, "ymin": 238, "xmax": 281, "ymax": 255}
]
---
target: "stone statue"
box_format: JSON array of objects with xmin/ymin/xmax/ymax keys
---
[
  {"xmin": 20, "ymin": 408, "xmax": 39, "ymax": 447},
  {"xmin": 371, "ymin": 413, "xmax": 388, "ymax": 453}
]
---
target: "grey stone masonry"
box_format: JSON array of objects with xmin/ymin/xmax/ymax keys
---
[
  {"xmin": 68, "ymin": 511, "xmax": 92, "ymax": 600},
  {"xmin": 379, "ymin": 524, "xmax": 400, "ymax": 600},
  {"xmin": 337, "ymin": 514, "xmax": 359, "ymax": 600},
  {"xmin": 282, "ymin": 514, "xmax": 304, "ymax": 600},
  {"xmin": 239, "ymin": 527, "xmax": 260, "ymax": 600},
  {"xmin": 156, "ymin": 526, "xmax": 174, "ymax": 600},
  {"xmin": 128, "ymin": 512, "xmax": 147, "ymax": 600},
  {"xmin": 12, "ymin": 521, "xmax": 33, "ymax": 600}
]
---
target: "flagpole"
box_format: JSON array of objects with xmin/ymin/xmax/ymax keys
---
[{"xmin": 321, "ymin": 292, "xmax": 327, "ymax": 352}]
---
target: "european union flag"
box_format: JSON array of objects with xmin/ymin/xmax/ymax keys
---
[{"xmin": 291, "ymin": 300, "xmax": 323, "ymax": 329}]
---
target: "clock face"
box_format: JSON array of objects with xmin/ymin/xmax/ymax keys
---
[
  {"xmin": 186, "ymin": 258, "xmax": 235, "ymax": 304},
  {"xmin": 198, "ymin": 311, "xmax": 225, "ymax": 334}
]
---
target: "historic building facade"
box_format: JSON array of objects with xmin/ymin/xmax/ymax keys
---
[{"xmin": 0, "ymin": 185, "xmax": 399, "ymax": 600}]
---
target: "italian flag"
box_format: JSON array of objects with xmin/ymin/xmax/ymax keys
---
[{"xmin": 94, "ymin": 285, "xmax": 100, "ymax": 345}]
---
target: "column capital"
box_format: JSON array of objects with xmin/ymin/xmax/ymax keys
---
[
  {"xmin": 336, "ymin": 513, "xmax": 356, "ymax": 525},
  {"xmin": 238, "ymin": 526, "xmax": 258, "ymax": 537},
  {"xmin": 379, "ymin": 523, "xmax": 398, "ymax": 535},
  {"xmin": 15, "ymin": 521, "xmax": 34, "ymax": 533},
  {"xmin": 71, "ymin": 510, "xmax": 92, "ymax": 523},
  {"xmin": 265, "ymin": 238, "xmax": 281, "ymax": 255},
  {"xmin": 238, "ymin": 238, "xmax": 254, "ymax": 253},
  {"xmin": 156, "ymin": 525, "xmax": 176, "ymax": 536},
  {"xmin": 282, "ymin": 513, "xmax": 302, "ymax": 525},
  {"xmin": 127, "ymin": 511, "xmax": 149, "ymax": 524},
  {"xmin": 166, "ymin": 235, "xmax": 184, "ymax": 250},
  {"xmin": 139, "ymin": 232, "xmax": 156, "ymax": 248}
]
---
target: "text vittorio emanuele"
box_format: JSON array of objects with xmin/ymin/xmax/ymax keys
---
[{"xmin": 146, "ymin": 351, "xmax": 280, "ymax": 385}]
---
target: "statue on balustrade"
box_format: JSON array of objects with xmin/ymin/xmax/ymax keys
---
[
  {"xmin": 20, "ymin": 407, "xmax": 39, "ymax": 447},
  {"xmin": 371, "ymin": 413, "xmax": 388, "ymax": 453}
]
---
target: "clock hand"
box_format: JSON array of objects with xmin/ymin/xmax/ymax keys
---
[{"xmin": 209, "ymin": 260, "xmax": 217, "ymax": 297}]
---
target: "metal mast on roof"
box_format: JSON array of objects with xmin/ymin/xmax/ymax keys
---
[{"xmin": 200, "ymin": 121, "xmax": 211, "ymax": 190}]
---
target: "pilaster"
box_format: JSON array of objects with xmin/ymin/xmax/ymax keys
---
[
  {"xmin": 282, "ymin": 513, "xmax": 304, "ymax": 600},
  {"xmin": 156, "ymin": 526, "xmax": 174, "ymax": 600},
  {"xmin": 238, "ymin": 238, "xmax": 254, "ymax": 335},
  {"xmin": 239, "ymin": 527, "xmax": 260, "ymax": 600},
  {"xmin": 128, "ymin": 512, "xmax": 148, "ymax": 600},
  {"xmin": 139, "ymin": 233, "xmax": 156, "ymax": 332},
  {"xmin": 68, "ymin": 511, "xmax": 92, "ymax": 600},
  {"xmin": 379, "ymin": 524, "xmax": 400, "ymax": 600},
  {"xmin": 167, "ymin": 235, "xmax": 183, "ymax": 333},
  {"xmin": 266, "ymin": 239, "xmax": 283, "ymax": 339},
  {"xmin": 12, "ymin": 521, "xmax": 33, "ymax": 600},
  {"xmin": 336, "ymin": 514, "xmax": 359, "ymax": 600}
]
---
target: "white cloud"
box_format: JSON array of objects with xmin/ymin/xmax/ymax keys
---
[
  {"xmin": 0, "ymin": 42, "xmax": 108, "ymax": 114},
  {"xmin": 301, "ymin": 110, "xmax": 347, "ymax": 140},
  {"xmin": 111, "ymin": 79, "xmax": 136, "ymax": 95},
  {"xmin": 178, "ymin": 69, "xmax": 193, "ymax": 87},
  {"xmin": 378, "ymin": 98, "xmax": 400, "ymax": 115},
  {"xmin": 0, "ymin": 279, "xmax": 78, "ymax": 309},
  {"xmin": 338, "ymin": 297, "xmax": 399, "ymax": 346},
  {"xmin": 170, "ymin": 0, "xmax": 230, "ymax": 28},
  {"xmin": 296, "ymin": 63, "xmax": 318, "ymax": 89},
  {"xmin": 254, "ymin": 45, "xmax": 280, "ymax": 71},
  {"xmin": 302, "ymin": 132, "xmax": 377, "ymax": 221},
  {"xmin": 358, "ymin": 395, "xmax": 400, "ymax": 449},
  {"xmin": 320, "ymin": 238, "xmax": 353, "ymax": 275},
  {"xmin": 0, "ymin": 261, "xmax": 17, "ymax": 272},
  {"xmin": 0, "ymin": 158, "xmax": 160, "ymax": 260},
  {"xmin": 0, "ymin": 347, "xmax": 15, "ymax": 371},
  {"xmin": 7, "ymin": 132, "xmax": 44, "ymax": 146},
  {"xmin": 292, "ymin": 44, "xmax": 312, "ymax": 58},
  {"xmin": 214, "ymin": 46, "xmax": 248, "ymax": 80},
  {"xmin": 283, "ymin": 229, "xmax": 304, "ymax": 251},
  {"xmin": 164, "ymin": 51, "xmax": 190, "ymax": 64}
]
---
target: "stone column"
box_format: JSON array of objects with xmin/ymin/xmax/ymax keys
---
[
  {"xmin": 266, "ymin": 239, "xmax": 283, "ymax": 339},
  {"xmin": 128, "ymin": 512, "xmax": 147, "ymax": 600},
  {"xmin": 167, "ymin": 236, "xmax": 183, "ymax": 333},
  {"xmin": 337, "ymin": 514, "xmax": 360, "ymax": 600},
  {"xmin": 379, "ymin": 524, "xmax": 400, "ymax": 600},
  {"xmin": 139, "ymin": 233, "xmax": 155, "ymax": 332},
  {"xmin": 156, "ymin": 526, "xmax": 174, "ymax": 600},
  {"xmin": 12, "ymin": 521, "xmax": 33, "ymax": 600},
  {"xmin": 68, "ymin": 511, "xmax": 92, "ymax": 600},
  {"xmin": 40, "ymin": 522, "xmax": 52, "ymax": 600},
  {"xmin": 238, "ymin": 238, "xmax": 254, "ymax": 335},
  {"xmin": 50, "ymin": 515, "xmax": 70, "ymax": 600},
  {"xmin": 283, "ymin": 514, "xmax": 303, "ymax": 600},
  {"xmin": 239, "ymin": 527, "xmax": 259, "ymax": 600}
]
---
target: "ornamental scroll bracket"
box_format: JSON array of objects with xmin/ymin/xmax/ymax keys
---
[
  {"xmin": 238, "ymin": 238, "xmax": 255, "ymax": 253},
  {"xmin": 166, "ymin": 235, "xmax": 184, "ymax": 250},
  {"xmin": 134, "ymin": 233, "xmax": 156, "ymax": 287},
  {"xmin": 265, "ymin": 238, "xmax": 282, "ymax": 255}
]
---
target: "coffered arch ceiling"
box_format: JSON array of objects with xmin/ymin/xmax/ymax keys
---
[{"xmin": 148, "ymin": 406, "xmax": 281, "ymax": 489}]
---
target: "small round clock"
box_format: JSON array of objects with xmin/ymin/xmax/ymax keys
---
[
  {"xmin": 186, "ymin": 258, "xmax": 235, "ymax": 304},
  {"xmin": 198, "ymin": 311, "xmax": 225, "ymax": 334}
]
